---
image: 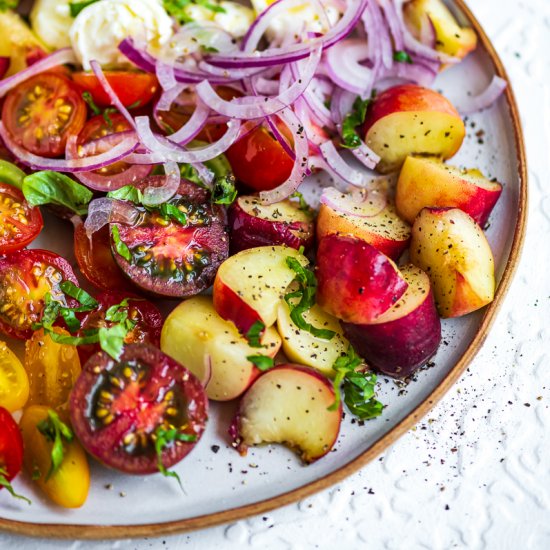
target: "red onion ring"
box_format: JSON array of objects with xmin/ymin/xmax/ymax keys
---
[
  {"xmin": 168, "ymin": 100, "xmax": 211, "ymax": 145},
  {"xmin": 320, "ymin": 185, "xmax": 387, "ymax": 218},
  {"xmin": 379, "ymin": 0, "xmax": 405, "ymax": 51},
  {"xmin": 319, "ymin": 140, "xmax": 376, "ymax": 188},
  {"xmin": 325, "ymin": 38, "xmax": 373, "ymax": 96},
  {"xmin": 141, "ymin": 161, "xmax": 181, "ymax": 206},
  {"xmin": 0, "ymin": 122, "xmax": 138, "ymax": 172},
  {"xmin": 456, "ymin": 75, "xmax": 507, "ymax": 114},
  {"xmin": 259, "ymin": 107, "xmax": 310, "ymax": 204},
  {"xmin": 350, "ymin": 140, "xmax": 380, "ymax": 170},
  {"xmin": 0, "ymin": 48, "xmax": 77, "ymax": 98},
  {"xmin": 84, "ymin": 197, "xmax": 142, "ymax": 238}
]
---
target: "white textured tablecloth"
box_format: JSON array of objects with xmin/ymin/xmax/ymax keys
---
[{"xmin": 2, "ymin": 0, "xmax": 549, "ymax": 548}]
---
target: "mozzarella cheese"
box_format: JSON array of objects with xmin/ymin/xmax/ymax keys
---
[
  {"xmin": 69, "ymin": 0, "xmax": 174, "ymax": 70},
  {"xmin": 213, "ymin": 2, "xmax": 255, "ymax": 39},
  {"xmin": 30, "ymin": 0, "xmax": 73, "ymax": 50}
]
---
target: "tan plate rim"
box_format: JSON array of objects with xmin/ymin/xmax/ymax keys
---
[{"xmin": 0, "ymin": 0, "xmax": 528, "ymax": 539}]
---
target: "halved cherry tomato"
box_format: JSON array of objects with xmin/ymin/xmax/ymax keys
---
[
  {"xmin": 24, "ymin": 328, "xmax": 81, "ymax": 412},
  {"xmin": 70, "ymin": 343, "xmax": 208, "ymax": 474},
  {"xmin": 225, "ymin": 120, "xmax": 294, "ymax": 192},
  {"xmin": 19, "ymin": 405, "xmax": 90, "ymax": 508},
  {"xmin": 76, "ymin": 290, "xmax": 163, "ymax": 366},
  {"xmin": 2, "ymin": 73, "xmax": 87, "ymax": 157},
  {"xmin": 0, "ymin": 407, "xmax": 24, "ymax": 494},
  {"xmin": 73, "ymin": 219, "xmax": 131, "ymax": 292},
  {"xmin": 0, "ymin": 342, "xmax": 29, "ymax": 412},
  {"xmin": 110, "ymin": 178, "xmax": 229, "ymax": 297},
  {"xmin": 72, "ymin": 71, "xmax": 159, "ymax": 108},
  {"xmin": 0, "ymin": 249, "xmax": 79, "ymax": 340},
  {"xmin": 0, "ymin": 182, "xmax": 43, "ymax": 253}
]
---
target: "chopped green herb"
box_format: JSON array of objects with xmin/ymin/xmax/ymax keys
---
[
  {"xmin": 36, "ymin": 410, "xmax": 74, "ymax": 480},
  {"xmin": 22, "ymin": 171, "xmax": 93, "ymax": 216},
  {"xmin": 59, "ymin": 281, "xmax": 98, "ymax": 309},
  {"xmin": 154, "ymin": 426, "xmax": 197, "ymax": 488},
  {"xmin": 246, "ymin": 355, "xmax": 274, "ymax": 371},
  {"xmin": 154, "ymin": 203, "xmax": 188, "ymax": 225},
  {"xmin": 98, "ymin": 323, "xmax": 131, "ymax": 362},
  {"xmin": 289, "ymin": 191, "xmax": 314, "ymax": 217},
  {"xmin": 82, "ymin": 91, "xmax": 101, "ymax": 115},
  {"xmin": 0, "ymin": 0, "xmax": 19, "ymax": 12},
  {"xmin": 341, "ymin": 96, "xmax": 371, "ymax": 149},
  {"xmin": 393, "ymin": 50, "xmax": 414, "ymax": 64},
  {"xmin": 245, "ymin": 321, "xmax": 265, "ymax": 348},
  {"xmin": 211, "ymin": 174, "xmax": 237, "ymax": 205},
  {"xmin": 163, "ymin": 0, "xmax": 225, "ymax": 24},
  {"xmin": 0, "ymin": 159, "xmax": 26, "ymax": 190},
  {"xmin": 69, "ymin": 0, "xmax": 99, "ymax": 17},
  {"xmin": 111, "ymin": 224, "xmax": 131, "ymax": 262},
  {"xmin": 0, "ymin": 467, "xmax": 31, "ymax": 505},
  {"xmin": 107, "ymin": 185, "xmax": 144, "ymax": 204},
  {"xmin": 328, "ymin": 347, "xmax": 383, "ymax": 420},
  {"xmin": 284, "ymin": 257, "xmax": 335, "ymax": 340}
]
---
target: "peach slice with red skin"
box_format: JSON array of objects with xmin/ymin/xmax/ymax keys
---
[
  {"xmin": 343, "ymin": 265, "xmax": 441, "ymax": 378},
  {"xmin": 396, "ymin": 156, "xmax": 503, "ymax": 226},
  {"xmin": 410, "ymin": 207, "xmax": 495, "ymax": 318},
  {"xmin": 363, "ymin": 84, "xmax": 465, "ymax": 173},
  {"xmin": 230, "ymin": 365, "xmax": 342, "ymax": 463},
  {"xmin": 316, "ymin": 235, "xmax": 408, "ymax": 324},
  {"xmin": 316, "ymin": 198, "xmax": 411, "ymax": 261},
  {"xmin": 213, "ymin": 245, "xmax": 309, "ymax": 335}
]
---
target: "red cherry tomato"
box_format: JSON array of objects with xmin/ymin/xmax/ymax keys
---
[
  {"xmin": 76, "ymin": 290, "xmax": 163, "ymax": 366},
  {"xmin": 225, "ymin": 121, "xmax": 294, "ymax": 192},
  {"xmin": 0, "ymin": 182, "xmax": 43, "ymax": 253},
  {"xmin": 69, "ymin": 344, "xmax": 208, "ymax": 474},
  {"xmin": 72, "ymin": 71, "xmax": 159, "ymax": 108},
  {"xmin": 0, "ymin": 249, "xmax": 79, "ymax": 340},
  {"xmin": 73, "ymin": 220, "xmax": 131, "ymax": 293},
  {"xmin": 0, "ymin": 407, "xmax": 24, "ymax": 489},
  {"xmin": 2, "ymin": 73, "xmax": 87, "ymax": 158}
]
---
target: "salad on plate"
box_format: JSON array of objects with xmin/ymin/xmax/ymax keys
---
[{"xmin": 0, "ymin": 0, "xmax": 507, "ymax": 510}]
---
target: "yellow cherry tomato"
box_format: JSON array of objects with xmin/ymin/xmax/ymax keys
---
[
  {"xmin": 19, "ymin": 405, "xmax": 90, "ymax": 508},
  {"xmin": 24, "ymin": 328, "xmax": 81, "ymax": 411},
  {"xmin": 0, "ymin": 340, "xmax": 29, "ymax": 412}
]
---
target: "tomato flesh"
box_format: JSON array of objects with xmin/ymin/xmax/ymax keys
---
[
  {"xmin": 72, "ymin": 71, "xmax": 159, "ymax": 108},
  {"xmin": 0, "ymin": 407, "xmax": 24, "ymax": 486},
  {"xmin": 2, "ymin": 73, "xmax": 87, "ymax": 157},
  {"xmin": 76, "ymin": 290, "xmax": 163, "ymax": 366},
  {"xmin": 69, "ymin": 343, "xmax": 208, "ymax": 474},
  {"xmin": 110, "ymin": 179, "xmax": 229, "ymax": 298},
  {"xmin": 0, "ymin": 182, "xmax": 43, "ymax": 253},
  {"xmin": 0, "ymin": 249, "xmax": 79, "ymax": 340},
  {"xmin": 0, "ymin": 341, "xmax": 29, "ymax": 412}
]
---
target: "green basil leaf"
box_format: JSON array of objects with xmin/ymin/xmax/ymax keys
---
[
  {"xmin": 69, "ymin": 0, "xmax": 99, "ymax": 17},
  {"xmin": 47, "ymin": 329, "xmax": 100, "ymax": 346},
  {"xmin": 104, "ymin": 298, "xmax": 131, "ymax": 323},
  {"xmin": 36, "ymin": 410, "xmax": 74, "ymax": 481},
  {"xmin": 341, "ymin": 96, "xmax": 371, "ymax": 149},
  {"xmin": 111, "ymin": 224, "xmax": 132, "ymax": 262},
  {"xmin": 0, "ymin": 467, "xmax": 31, "ymax": 504},
  {"xmin": 289, "ymin": 191, "xmax": 314, "ymax": 217},
  {"xmin": 155, "ymin": 203, "xmax": 188, "ymax": 225},
  {"xmin": 0, "ymin": 159, "xmax": 26, "ymax": 190},
  {"xmin": 245, "ymin": 321, "xmax": 265, "ymax": 348},
  {"xmin": 154, "ymin": 426, "xmax": 197, "ymax": 489},
  {"xmin": 211, "ymin": 174, "xmax": 237, "ymax": 205},
  {"xmin": 81, "ymin": 90, "xmax": 101, "ymax": 114},
  {"xmin": 246, "ymin": 355, "xmax": 275, "ymax": 371},
  {"xmin": 107, "ymin": 185, "xmax": 144, "ymax": 204},
  {"xmin": 59, "ymin": 281, "xmax": 98, "ymax": 308},
  {"xmin": 393, "ymin": 50, "xmax": 414, "ymax": 64},
  {"xmin": 22, "ymin": 171, "xmax": 93, "ymax": 216},
  {"xmin": 98, "ymin": 323, "xmax": 131, "ymax": 361}
]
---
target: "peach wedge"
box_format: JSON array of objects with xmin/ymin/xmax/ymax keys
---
[{"xmin": 410, "ymin": 207, "xmax": 495, "ymax": 318}]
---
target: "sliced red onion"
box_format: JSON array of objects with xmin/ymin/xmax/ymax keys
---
[
  {"xmin": 362, "ymin": 0, "xmax": 392, "ymax": 70},
  {"xmin": 207, "ymin": 0, "xmax": 368, "ymax": 68},
  {"xmin": 129, "ymin": 117, "xmax": 241, "ymax": 164},
  {"xmin": 66, "ymin": 135, "xmax": 151, "ymax": 191},
  {"xmin": 201, "ymin": 354, "xmax": 213, "ymax": 389},
  {"xmin": 84, "ymin": 198, "xmax": 142, "ymax": 238},
  {"xmin": 90, "ymin": 60, "xmax": 135, "ymax": 128},
  {"xmin": 325, "ymin": 38, "xmax": 373, "ymax": 96},
  {"xmin": 319, "ymin": 140, "xmax": 375, "ymax": 188},
  {"xmin": 0, "ymin": 122, "xmax": 138, "ymax": 172},
  {"xmin": 155, "ymin": 59, "xmax": 178, "ymax": 91},
  {"xmin": 350, "ymin": 140, "xmax": 380, "ymax": 170},
  {"xmin": 142, "ymin": 161, "xmax": 181, "ymax": 206},
  {"xmin": 330, "ymin": 87, "xmax": 356, "ymax": 126},
  {"xmin": 197, "ymin": 60, "xmax": 265, "ymax": 80},
  {"xmin": 265, "ymin": 116, "xmax": 296, "ymax": 160},
  {"xmin": 259, "ymin": 108, "xmax": 309, "ymax": 204},
  {"xmin": 0, "ymin": 48, "xmax": 77, "ymax": 98},
  {"xmin": 196, "ymin": 46, "xmax": 321, "ymax": 119},
  {"xmin": 155, "ymin": 82, "xmax": 186, "ymax": 112},
  {"xmin": 456, "ymin": 76, "xmax": 507, "ymax": 115},
  {"xmin": 253, "ymin": 77, "xmax": 281, "ymax": 95},
  {"xmin": 190, "ymin": 162, "xmax": 215, "ymax": 189},
  {"xmin": 0, "ymin": 57, "xmax": 9, "ymax": 79},
  {"xmin": 320, "ymin": 186, "xmax": 387, "ymax": 218},
  {"xmin": 379, "ymin": 0, "xmax": 404, "ymax": 51},
  {"xmin": 419, "ymin": 14, "xmax": 436, "ymax": 48},
  {"xmin": 393, "ymin": 0, "xmax": 460, "ymax": 64},
  {"xmin": 168, "ymin": 100, "xmax": 211, "ymax": 145},
  {"xmin": 293, "ymin": 98, "xmax": 327, "ymax": 146},
  {"xmin": 378, "ymin": 56, "xmax": 438, "ymax": 87}
]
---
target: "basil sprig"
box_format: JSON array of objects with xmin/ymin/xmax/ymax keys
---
[
  {"xmin": 36, "ymin": 410, "xmax": 74, "ymax": 480},
  {"xmin": 341, "ymin": 96, "xmax": 371, "ymax": 149},
  {"xmin": 246, "ymin": 354, "xmax": 274, "ymax": 371},
  {"xmin": 0, "ymin": 467, "xmax": 31, "ymax": 505},
  {"xmin": 154, "ymin": 426, "xmax": 197, "ymax": 488}
]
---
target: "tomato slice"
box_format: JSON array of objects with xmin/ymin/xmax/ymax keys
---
[
  {"xmin": 24, "ymin": 328, "xmax": 81, "ymax": 412},
  {"xmin": 0, "ymin": 342, "xmax": 29, "ymax": 412},
  {"xmin": 225, "ymin": 120, "xmax": 294, "ymax": 192},
  {"xmin": 0, "ymin": 249, "xmax": 79, "ymax": 340},
  {"xmin": 2, "ymin": 73, "xmax": 87, "ymax": 158},
  {"xmin": 110, "ymin": 178, "xmax": 229, "ymax": 297},
  {"xmin": 72, "ymin": 71, "xmax": 159, "ymax": 108},
  {"xmin": 76, "ymin": 290, "xmax": 163, "ymax": 366},
  {"xmin": 73, "ymin": 216, "xmax": 133, "ymax": 292},
  {"xmin": 69, "ymin": 343, "xmax": 208, "ymax": 474},
  {"xmin": 0, "ymin": 182, "xmax": 43, "ymax": 253},
  {"xmin": 0, "ymin": 407, "xmax": 24, "ymax": 487}
]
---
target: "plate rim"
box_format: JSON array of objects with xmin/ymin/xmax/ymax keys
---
[{"xmin": 0, "ymin": 0, "xmax": 528, "ymax": 539}]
